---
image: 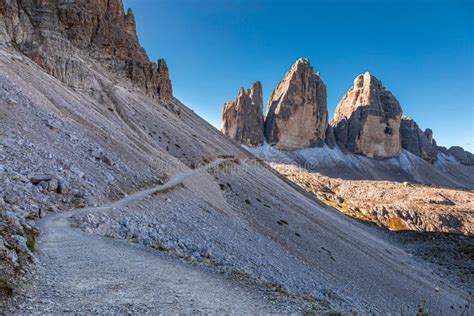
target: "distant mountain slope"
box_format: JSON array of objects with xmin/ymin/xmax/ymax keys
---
[{"xmin": 245, "ymin": 143, "xmax": 474, "ymax": 189}]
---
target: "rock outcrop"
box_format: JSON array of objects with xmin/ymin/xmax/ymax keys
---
[
  {"xmin": 0, "ymin": 0, "xmax": 172, "ymax": 99},
  {"xmin": 325, "ymin": 125, "xmax": 337, "ymax": 149},
  {"xmin": 273, "ymin": 163, "xmax": 474, "ymax": 235},
  {"xmin": 447, "ymin": 146, "xmax": 474, "ymax": 165},
  {"xmin": 222, "ymin": 82, "xmax": 265, "ymax": 146},
  {"xmin": 331, "ymin": 72, "xmax": 402, "ymax": 159},
  {"xmin": 400, "ymin": 116, "xmax": 438, "ymax": 163},
  {"xmin": 265, "ymin": 58, "xmax": 328, "ymax": 150}
]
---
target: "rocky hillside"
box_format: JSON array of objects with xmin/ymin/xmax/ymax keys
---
[
  {"xmin": 272, "ymin": 163, "xmax": 473, "ymax": 235},
  {"xmin": 0, "ymin": 0, "xmax": 241, "ymax": 298},
  {"xmin": 0, "ymin": 1, "xmax": 471, "ymax": 314}
]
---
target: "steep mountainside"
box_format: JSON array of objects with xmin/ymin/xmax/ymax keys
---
[{"xmin": 0, "ymin": 1, "xmax": 471, "ymax": 314}]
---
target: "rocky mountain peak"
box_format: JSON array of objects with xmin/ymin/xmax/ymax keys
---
[
  {"xmin": 331, "ymin": 72, "xmax": 403, "ymax": 159},
  {"xmin": 222, "ymin": 82, "xmax": 265, "ymax": 146},
  {"xmin": 334, "ymin": 72, "xmax": 402, "ymax": 122},
  {"xmin": 247, "ymin": 81, "xmax": 263, "ymax": 111},
  {"xmin": 264, "ymin": 58, "xmax": 328, "ymax": 149},
  {"xmin": 0, "ymin": 0, "xmax": 172, "ymax": 99}
]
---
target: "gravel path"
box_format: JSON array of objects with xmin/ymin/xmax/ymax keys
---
[{"xmin": 4, "ymin": 160, "xmax": 313, "ymax": 314}]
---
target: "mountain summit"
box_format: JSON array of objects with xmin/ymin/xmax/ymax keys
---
[
  {"xmin": 222, "ymin": 81, "xmax": 265, "ymax": 146},
  {"xmin": 332, "ymin": 72, "xmax": 403, "ymax": 159},
  {"xmin": 265, "ymin": 58, "xmax": 328, "ymax": 149}
]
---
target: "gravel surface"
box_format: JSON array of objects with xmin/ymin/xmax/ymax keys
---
[{"xmin": 1, "ymin": 160, "xmax": 322, "ymax": 314}]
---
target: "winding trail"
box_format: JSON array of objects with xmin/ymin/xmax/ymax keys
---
[
  {"xmin": 9, "ymin": 159, "xmax": 310, "ymax": 314},
  {"xmin": 82, "ymin": 158, "xmax": 226, "ymax": 213}
]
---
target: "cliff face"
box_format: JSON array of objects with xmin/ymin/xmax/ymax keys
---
[
  {"xmin": 264, "ymin": 58, "xmax": 328, "ymax": 150},
  {"xmin": 331, "ymin": 72, "xmax": 403, "ymax": 159},
  {"xmin": 400, "ymin": 116, "xmax": 438, "ymax": 163},
  {"xmin": 0, "ymin": 0, "xmax": 172, "ymax": 99},
  {"xmin": 222, "ymin": 82, "xmax": 265, "ymax": 146}
]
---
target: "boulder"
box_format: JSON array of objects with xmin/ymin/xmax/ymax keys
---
[
  {"xmin": 264, "ymin": 58, "xmax": 328, "ymax": 150},
  {"xmin": 331, "ymin": 72, "xmax": 402, "ymax": 159},
  {"xmin": 222, "ymin": 81, "xmax": 264, "ymax": 146},
  {"xmin": 47, "ymin": 178, "xmax": 59, "ymax": 192},
  {"xmin": 400, "ymin": 116, "xmax": 438, "ymax": 163},
  {"xmin": 29, "ymin": 174, "xmax": 52, "ymax": 185}
]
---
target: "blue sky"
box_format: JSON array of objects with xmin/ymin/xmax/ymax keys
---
[{"xmin": 124, "ymin": 0, "xmax": 473, "ymax": 151}]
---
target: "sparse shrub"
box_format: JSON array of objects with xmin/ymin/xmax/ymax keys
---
[
  {"xmin": 26, "ymin": 238, "xmax": 36, "ymax": 252},
  {"xmin": 151, "ymin": 243, "xmax": 169, "ymax": 252},
  {"xmin": 0, "ymin": 281, "xmax": 14, "ymax": 296}
]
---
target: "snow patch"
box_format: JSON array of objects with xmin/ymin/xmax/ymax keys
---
[
  {"xmin": 434, "ymin": 152, "xmax": 460, "ymax": 171},
  {"xmin": 242, "ymin": 142, "xmax": 295, "ymax": 164}
]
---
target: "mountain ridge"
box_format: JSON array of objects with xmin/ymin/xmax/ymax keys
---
[
  {"xmin": 0, "ymin": 1, "xmax": 471, "ymax": 314},
  {"xmin": 221, "ymin": 58, "xmax": 474, "ymax": 188},
  {"xmin": 222, "ymin": 59, "xmax": 472, "ymax": 164}
]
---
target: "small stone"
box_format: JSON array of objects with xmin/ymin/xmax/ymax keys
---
[
  {"xmin": 30, "ymin": 174, "xmax": 52, "ymax": 185},
  {"xmin": 39, "ymin": 181, "xmax": 49, "ymax": 192},
  {"xmin": 70, "ymin": 166, "xmax": 85, "ymax": 178},
  {"xmin": 201, "ymin": 247, "xmax": 212, "ymax": 259},
  {"xmin": 0, "ymin": 237, "xmax": 8, "ymax": 252},
  {"xmin": 7, "ymin": 249, "xmax": 18, "ymax": 264},
  {"xmin": 48, "ymin": 178, "xmax": 59, "ymax": 192},
  {"xmin": 3, "ymin": 194, "xmax": 18, "ymax": 204}
]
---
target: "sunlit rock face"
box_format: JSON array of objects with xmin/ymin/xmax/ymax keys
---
[
  {"xmin": 331, "ymin": 72, "xmax": 402, "ymax": 159},
  {"xmin": 222, "ymin": 81, "xmax": 265, "ymax": 146},
  {"xmin": 0, "ymin": 0, "xmax": 172, "ymax": 99},
  {"xmin": 264, "ymin": 58, "xmax": 328, "ymax": 150}
]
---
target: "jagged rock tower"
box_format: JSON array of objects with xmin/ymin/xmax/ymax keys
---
[
  {"xmin": 400, "ymin": 116, "xmax": 438, "ymax": 162},
  {"xmin": 222, "ymin": 81, "xmax": 265, "ymax": 146},
  {"xmin": 264, "ymin": 58, "xmax": 328, "ymax": 150},
  {"xmin": 331, "ymin": 72, "xmax": 402, "ymax": 159}
]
